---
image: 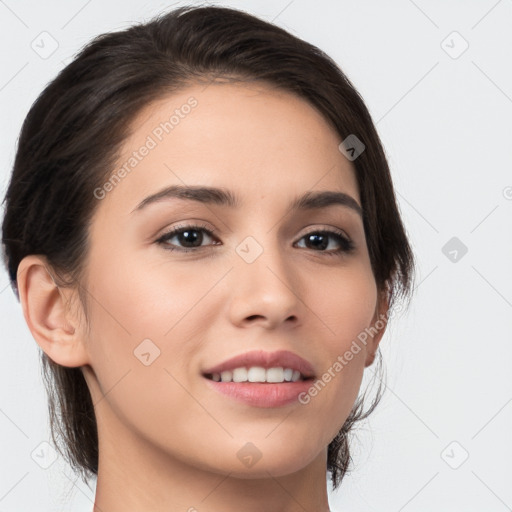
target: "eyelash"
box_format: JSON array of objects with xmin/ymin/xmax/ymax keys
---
[{"xmin": 155, "ymin": 223, "xmax": 355, "ymax": 257}]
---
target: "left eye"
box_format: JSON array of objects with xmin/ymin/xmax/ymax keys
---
[{"xmin": 295, "ymin": 230, "xmax": 354, "ymax": 253}]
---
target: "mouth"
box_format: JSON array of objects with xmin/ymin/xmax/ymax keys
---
[
  {"xmin": 202, "ymin": 367, "xmax": 315, "ymax": 384},
  {"xmin": 201, "ymin": 349, "xmax": 316, "ymax": 384},
  {"xmin": 201, "ymin": 366, "xmax": 315, "ymax": 408}
]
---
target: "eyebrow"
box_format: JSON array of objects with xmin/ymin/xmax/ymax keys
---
[{"xmin": 131, "ymin": 184, "xmax": 363, "ymax": 217}]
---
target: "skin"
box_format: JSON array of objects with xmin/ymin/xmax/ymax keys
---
[{"xmin": 17, "ymin": 81, "xmax": 388, "ymax": 512}]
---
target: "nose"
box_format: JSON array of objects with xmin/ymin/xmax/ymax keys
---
[{"xmin": 227, "ymin": 238, "xmax": 303, "ymax": 330}]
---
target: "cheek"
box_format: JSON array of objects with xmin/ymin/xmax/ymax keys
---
[
  {"xmin": 83, "ymin": 251, "xmax": 232, "ymax": 403},
  {"xmin": 309, "ymin": 262, "xmax": 378, "ymax": 348},
  {"xmin": 86, "ymin": 250, "xmax": 226, "ymax": 339},
  {"xmin": 82, "ymin": 255, "xmax": 221, "ymax": 454},
  {"xmin": 298, "ymin": 264, "xmax": 378, "ymax": 436}
]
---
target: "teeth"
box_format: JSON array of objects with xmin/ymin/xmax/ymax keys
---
[
  {"xmin": 233, "ymin": 368, "xmax": 247, "ymax": 382},
  {"xmin": 265, "ymin": 367, "xmax": 283, "ymax": 383},
  {"xmin": 220, "ymin": 370, "xmax": 233, "ymax": 382},
  {"xmin": 211, "ymin": 367, "xmax": 305, "ymax": 383}
]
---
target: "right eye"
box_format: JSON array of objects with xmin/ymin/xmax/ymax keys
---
[{"xmin": 155, "ymin": 223, "xmax": 220, "ymax": 253}]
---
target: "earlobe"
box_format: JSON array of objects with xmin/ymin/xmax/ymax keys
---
[
  {"xmin": 364, "ymin": 290, "xmax": 389, "ymax": 368},
  {"xmin": 16, "ymin": 255, "xmax": 89, "ymax": 368}
]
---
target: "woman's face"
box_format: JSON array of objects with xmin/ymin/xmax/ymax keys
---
[{"xmin": 79, "ymin": 81, "xmax": 386, "ymax": 478}]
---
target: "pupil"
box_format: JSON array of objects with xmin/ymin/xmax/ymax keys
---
[
  {"xmin": 180, "ymin": 230, "xmax": 202, "ymax": 247},
  {"xmin": 307, "ymin": 233, "xmax": 327, "ymax": 250}
]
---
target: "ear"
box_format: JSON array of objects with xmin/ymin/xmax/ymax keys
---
[
  {"xmin": 364, "ymin": 288, "xmax": 389, "ymax": 368},
  {"xmin": 16, "ymin": 255, "xmax": 90, "ymax": 368}
]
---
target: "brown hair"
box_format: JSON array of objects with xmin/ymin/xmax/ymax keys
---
[{"xmin": 1, "ymin": 4, "xmax": 414, "ymax": 489}]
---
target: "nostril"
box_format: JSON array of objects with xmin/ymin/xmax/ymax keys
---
[{"xmin": 246, "ymin": 314, "xmax": 265, "ymax": 321}]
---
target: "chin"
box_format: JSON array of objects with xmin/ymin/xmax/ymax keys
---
[
  {"xmin": 230, "ymin": 453, "xmax": 320, "ymax": 480},
  {"xmin": 205, "ymin": 439, "xmax": 322, "ymax": 479}
]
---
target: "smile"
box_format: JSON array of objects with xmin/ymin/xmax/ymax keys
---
[{"xmin": 204, "ymin": 366, "xmax": 311, "ymax": 383}]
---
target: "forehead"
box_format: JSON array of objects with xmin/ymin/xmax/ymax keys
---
[{"xmin": 97, "ymin": 81, "xmax": 359, "ymax": 215}]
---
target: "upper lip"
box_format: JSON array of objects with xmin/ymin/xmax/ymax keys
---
[{"xmin": 202, "ymin": 350, "xmax": 315, "ymax": 379}]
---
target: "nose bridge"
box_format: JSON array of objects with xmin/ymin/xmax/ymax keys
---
[
  {"xmin": 235, "ymin": 232, "xmax": 290, "ymax": 285},
  {"xmin": 228, "ymin": 231, "xmax": 301, "ymax": 326}
]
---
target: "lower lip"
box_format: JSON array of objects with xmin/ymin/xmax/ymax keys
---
[{"xmin": 203, "ymin": 377, "xmax": 314, "ymax": 408}]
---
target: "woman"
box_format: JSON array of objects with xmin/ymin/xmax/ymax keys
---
[{"xmin": 1, "ymin": 5, "xmax": 413, "ymax": 511}]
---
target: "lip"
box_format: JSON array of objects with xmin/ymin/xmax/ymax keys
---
[
  {"xmin": 201, "ymin": 349, "xmax": 315, "ymax": 379},
  {"xmin": 203, "ymin": 379, "xmax": 313, "ymax": 408}
]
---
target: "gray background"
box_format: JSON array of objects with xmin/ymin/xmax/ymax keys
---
[{"xmin": 1, "ymin": 1, "xmax": 511, "ymax": 511}]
